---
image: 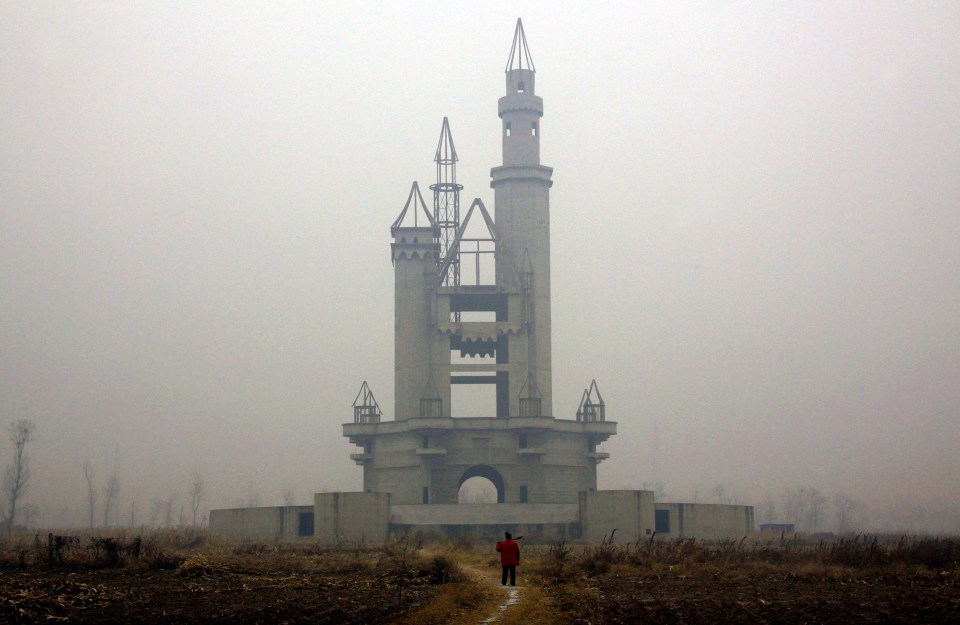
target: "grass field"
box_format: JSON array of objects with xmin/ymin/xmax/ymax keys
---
[{"xmin": 1, "ymin": 530, "xmax": 957, "ymax": 623}]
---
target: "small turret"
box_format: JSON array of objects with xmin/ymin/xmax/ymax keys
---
[{"xmin": 499, "ymin": 18, "xmax": 543, "ymax": 167}]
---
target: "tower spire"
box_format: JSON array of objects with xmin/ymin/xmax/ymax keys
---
[
  {"xmin": 430, "ymin": 117, "xmax": 463, "ymax": 287},
  {"xmin": 505, "ymin": 18, "xmax": 535, "ymax": 73}
]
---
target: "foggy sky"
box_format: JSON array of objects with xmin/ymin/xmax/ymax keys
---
[{"xmin": 1, "ymin": 1, "xmax": 958, "ymax": 530}]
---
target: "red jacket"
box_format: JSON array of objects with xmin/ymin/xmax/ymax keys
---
[{"xmin": 496, "ymin": 539, "xmax": 520, "ymax": 566}]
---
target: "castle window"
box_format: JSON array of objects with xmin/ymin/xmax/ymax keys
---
[
  {"xmin": 422, "ymin": 487, "xmax": 429, "ymax": 504},
  {"xmin": 656, "ymin": 509, "xmax": 671, "ymax": 533},
  {"xmin": 505, "ymin": 122, "xmax": 511, "ymax": 136},
  {"xmin": 517, "ymin": 81, "xmax": 525, "ymax": 93},
  {"xmin": 518, "ymin": 433, "xmax": 528, "ymax": 449},
  {"xmin": 298, "ymin": 512, "xmax": 314, "ymax": 536},
  {"xmin": 519, "ymin": 486, "xmax": 528, "ymax": 503},
  {"xmin": 422, "ymin": 435, "xmax": 429, "ymax": 449},
  {"xmin": 532, "ymin": 122, "xmax": 538, "ymax": 136}
]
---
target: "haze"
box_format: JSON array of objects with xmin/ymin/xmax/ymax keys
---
[{"xmin": 1, "ymin": 2, "xmax": 958, "ymax": 532}]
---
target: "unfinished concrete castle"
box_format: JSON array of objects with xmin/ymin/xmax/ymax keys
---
[{"xmin": 211, "ymin": 20, "xmax": 754, "ymax": 543}]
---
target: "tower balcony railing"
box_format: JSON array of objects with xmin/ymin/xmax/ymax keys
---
[
  {"xmin": 518, "ymin": 398, "xmax": 542, "ymax": 417},
  {"xmin": 420, "ymin": 398, "xmax": 443, "ymax": 418},
  {"xmin": 576, "ymin": 403, "xmax": 605, "ymax": 422},
  {"xmin": 354, "ymin": 406, "xmax": 381, "ymax": 424}
]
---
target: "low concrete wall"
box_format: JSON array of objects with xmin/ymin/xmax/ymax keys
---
[
  {"xmin": 655, "ymin": 503, "xmax": 755, "ymax": 540},
  {"xmin": 209, "ymin": 505, "xmax": 314, "ymax": 540},
  {"xmin": 314, "ymin": 492, "xmax": 390, "ymax": 543},
  {"xmin": 579, "ymin": 490, "xmax": 656, "ymax": 543},
  {"xmin": 391, "ymin": 503, "xmax": 578, "ymax": 525},
  {"xmin": 389, "ymin": 503, "xmax": 580, "ymax": 541}
]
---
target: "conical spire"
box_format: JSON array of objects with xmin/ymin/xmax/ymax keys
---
[
  {"xmin": 434, "ymin": 117, "xmax": 458, "ymax": 164},
  {"xmin": 391, "ymin": 181, "xmax": 435, "ymax": 235},
  {"xmin": 505, "ymin": 18, "xmax": 535, "ymax": 73}
]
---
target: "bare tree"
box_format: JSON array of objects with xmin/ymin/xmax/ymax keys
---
[
  {"xmin": 806, "ymin": 487, "xmax": 829, "ymax": 532},
  {"xmin": 282, "ymin": 488, "xmax": 296, "ymax": 507},
  {"xmin": 83, "ymin": 459, "xmax": 97, "ymax": 529},
  {"xmin": 189, "ymin": 471, "xmax": 205, "ymax": 527},
  {"xmin": 151, "ymin": 495, "xmax": 177, "ymax": 527},
  {"xmin": 102, "ymin": 472, "xmax": 120, "ymax": 527},
  {"xmin": 3, "ymin": 420, "xmax": 36, "ymax": 533},
  {"xmin": 761, "ymin": 493, "xmax": 778, "ymax": 524},
  {"xmin": 834, "ymin": 494, "xmax": 862, "ymax": 533},
  {"xmin": 783, "ymin": 487, "xmax": 808, "ymax": 529}
]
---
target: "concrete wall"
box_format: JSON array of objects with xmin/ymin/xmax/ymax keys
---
[
  {"xmin": 209, "ymin": 505, "xmax": 314, "ymax": 541},
  {"xmin": 579, "ymin": 490, "xmax": 656, "ymax": 543},
  {"xmin": 654, "ymin": 503, "xmax": 755, "ymax": 540},
  {"xmin": 314, "ymin": 492, "xmax": 390, "ymax": 543},
  {"xmin": 391, "ymin": 502, "xmax": 579, "ymax": 541}
]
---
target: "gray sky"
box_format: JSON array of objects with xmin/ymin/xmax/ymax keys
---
[{"xmin": 2, "ymin": 1, "xmax": 958, "ymax": 530}]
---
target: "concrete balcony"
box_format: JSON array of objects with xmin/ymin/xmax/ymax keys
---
[
  {"xmin": 516, "ymin": 447, "xmax": 546, "ymax": 457},
  {"xmin": 349, "ymin": 452, "xmax": 373, "ymax": 465},
  {"xmin": 415, "ymin": 448, "xmax": 447, "ymax": 457},
  {"xmin": 587, "ymin": 451, "xmax": 610, "ymax": 463}
]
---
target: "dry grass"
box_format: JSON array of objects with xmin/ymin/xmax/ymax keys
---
[{"xmin": 391, "ymin": 580, "xmax": 488, "ymax": 625}]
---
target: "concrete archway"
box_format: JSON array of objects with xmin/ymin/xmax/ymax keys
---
[{"xmin": 458, "ymin": 465, "xmax": 505, "ymax": 503}]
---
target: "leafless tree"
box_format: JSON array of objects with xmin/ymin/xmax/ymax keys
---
[
  {"xmin": 834, "ymin": 494, "xmax": 862, "ymax": 533},
  {"xmin": 761, "ymin": 493, "xmax": 778, "ymax": 524},
  {"xmin": 710, "ymin": 484, "xmax": 728, "ymax": 504},
  {"xmin": 19, "ymin": 503, "xmax": 40, "ymax": 528},
  {"xmin": 3, "ymin": 419, "xmax": 36, "ymax": 533},
  {"xmin": 83, "ymin": 459, "xmax": 97, "ymax": 528},
  {"xmin": 102, "ymin": 472, "xmax": 120, "ymax": 527},
  {"xmin": 806, "ymin": 487, "xmax": 829, "ymax": 532},
  {"xmin": 282, "ymin": 488, "xmax": 296, "ymax": 507},
  {"xmin": 189, "ymin": 471, "xmax": 205, "ymax": 527},
  {"xmin": 783, "ymin": 487, "xmax": 808, "ymax": 529},
  {"xmin": 151, "ymin": 495, "xmax": 177, "ymax": 527}
]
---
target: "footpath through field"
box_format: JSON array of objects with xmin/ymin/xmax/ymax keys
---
[{"xmin": 457, "ymin": 558, "xmax": 520, "ymax": 625}]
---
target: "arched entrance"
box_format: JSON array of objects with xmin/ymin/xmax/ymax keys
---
[{"xmin": 458, "ymin": 465, "xmax": 505, "ymax": 504}]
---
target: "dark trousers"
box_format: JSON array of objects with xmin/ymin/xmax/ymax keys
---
[{"xmin": 501, "ymin": 565, "xmax": 516, "ymax": 586}]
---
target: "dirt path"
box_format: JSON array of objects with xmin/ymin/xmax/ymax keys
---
[{"xmin": 457, "ymin": 560, "xmax": 520, "ymax": 624}]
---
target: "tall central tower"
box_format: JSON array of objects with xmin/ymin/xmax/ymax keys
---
[{"xmin": 492, "ymin": 18, "xmax": 554, "ymax": 416}]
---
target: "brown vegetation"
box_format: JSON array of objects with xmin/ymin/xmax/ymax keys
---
[
  {"xmin": 528, "ymin": 533, "xmax": 960, "ymax": 624},
  {"xmin": 1, "ymin": 531, "xmax": 957, "ymax": 624}
]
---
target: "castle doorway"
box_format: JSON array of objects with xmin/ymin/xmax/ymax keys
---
[{"xmin": 457, "ymin": 465, "xmax": 505, "ymax": 503}]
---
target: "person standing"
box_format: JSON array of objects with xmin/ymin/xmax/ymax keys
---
[{"xmin": 495, "ymin": 531, "xmax": 523, "ymax": 586}]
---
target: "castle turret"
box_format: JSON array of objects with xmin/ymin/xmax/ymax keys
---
[
  {"xmin": 492, "ymin": 18, "xmax": 554, "ymax": 416},
  {"xmin": 391, "ymin": 182, "xmax": 441, "ymax": 420}
]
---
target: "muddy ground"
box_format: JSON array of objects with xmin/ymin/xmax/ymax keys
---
[
  {"xmin": 0, "ymin": 553, "xmax": 438, "ymax": 624},
  {"xmin": 554, "ymin": 574, "xmax": 959, "ymax": 624},
  {"xmin": 2, "ymin": 537, "xmax": 958, "ymax": 624}
]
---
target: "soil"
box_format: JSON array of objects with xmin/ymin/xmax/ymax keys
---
[
  {"xmin": 3, "ymin": 548, "xmax": 958, "ymax": 624},
  {"xmin": 552, "ymin": 574, "xmax": 960, "ymax": 624},
  {"xmin": 0, "ymin": 558, "xmax": 438, "ymax": 624}
]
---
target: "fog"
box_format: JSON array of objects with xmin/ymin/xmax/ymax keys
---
[{"xmin": 2, "ymin": 2, "xmax": 958, "ymax": 532}]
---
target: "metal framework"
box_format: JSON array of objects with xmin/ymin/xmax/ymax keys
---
[
  {"xmin": 505, "ymin": 17, "xmax": 536, "ymax": 73},
  {"xmin": 576, "ymin": 379, "xmax": 605, "ymax": 422},
  {"xmin": 390, "ymin": 181, "xmax": 435, "ymax": 236},
  {"xmin": 352, "ymin": 381, "xmax": 382, "ymax": 424},
  {"xmin": 437, "ymin": 198, "xmax": 498, "ymax": 287},
  {"xmin": 430, "ymin": 117, "xmax": 463, "ymax": 288},
  {"xmin": 518, "ymin": 372, "xmax": 543, "ymax": 417}
]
